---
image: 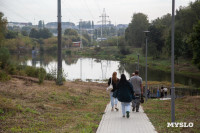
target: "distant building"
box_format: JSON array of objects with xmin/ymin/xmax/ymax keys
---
[
  {"xmin": 72, "ymin": 42, "xmax": 81, "ymax": 47},
  {"xmin": 7, "ymin": 22, "xmax": 32, "ymax": 28},
  {"xmin": 96, "ymin": 37, "xmax": 107, "ymax": 42},
  {"xmin": 117, "ymin": 24, "xmax": 128, "ymax": 29},
  {"xmin": 46, "ymin": 22, "xmax": 76, "ymax": 29}
]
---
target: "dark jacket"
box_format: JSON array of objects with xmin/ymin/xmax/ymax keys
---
[
  {"xmin": 114, "ymin": 81, "xmax": 134, "ymax": 102},
  {"xmin": 108, "ymin": 77, "xmax": 119, "ymax": 92}
]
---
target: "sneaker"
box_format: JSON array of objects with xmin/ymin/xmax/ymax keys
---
[
  {"xmin": 122, "ymin": 115, "xmax": 125, "ymax": 118},
  {"xmin": 115, "ymin": 107, "xmax": 119, "ymax": 111},
  {"xmin": 126, "ymin": 111, "xmax": 130, "ymax": 118},
  {"xmin": 136, "ymin": 110, "xmax": 139, "ymax": 112}
]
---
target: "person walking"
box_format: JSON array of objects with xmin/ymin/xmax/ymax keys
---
[
  {"xmin": 108, "ymin": 72, "xmax": 119, "ymax": 111},
  {"xmin": 129, "ymin": 70, "xmax": 143, "ymax": 112},
  {"xmin": 113, "ymin": 74, "xmax": 134, "ymax": 118},
  {"xmin": 164, "ymin": 87, "xmax": 168, "ymax": 98},
  {"xmin": 160, "ymin": 86, "xmax": 164, "ymax": 98}
]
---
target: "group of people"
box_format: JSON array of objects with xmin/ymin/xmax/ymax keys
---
[
  {"xmin": 158, "ymin": 86, "xmax": 168, "ymax": 98},
  {"xmin": 107, "ymin": 70, "xmax": 143, "ymax": 118}
]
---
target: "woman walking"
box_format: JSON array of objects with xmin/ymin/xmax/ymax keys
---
[
  {"xmin": 108, "ymin": 72, "xmax": 119, "ymax": 111},
  {"xmin": 114, "ymin": 74, "xmax": 134, "ymax": 118}
]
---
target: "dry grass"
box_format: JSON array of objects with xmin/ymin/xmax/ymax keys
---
[
  {"xmin": 142, "ymin": 96, "xmax": 200, "ymax": 133},
  {"xmin": 0, "ymin": 78, "xmax": 109, "ymax": 133}
]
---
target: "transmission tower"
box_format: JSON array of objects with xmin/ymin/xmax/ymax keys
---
[{"xmin": 98, "ymin": 8, "xmax": 109, "ymax": 42}]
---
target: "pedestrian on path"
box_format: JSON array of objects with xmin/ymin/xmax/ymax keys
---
[
  {"xmin": 108, "ymin": 72, "xmax": 119, "ymax": 111},
  {"xmin": 113, "ymin": 74, "xmax": 134, "ymax": 118},
  {"xmin": 129, "ymin": 70, "xmax": 143, "ymax": 112},
  {"xmin": 163, "ymin": 87, "xmax": 168, "ymax": 97},
  {"xmin": 160, "ymin": 86, "xmax": 164, "ymax": 98}
]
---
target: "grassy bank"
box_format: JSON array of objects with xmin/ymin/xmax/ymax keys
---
[
  {"xmin": 0, "ymin": 78, "xmax": 109, "ymax": 133},
  {"xmin": 69, "ymin": 46, "xmax": 200, "ymax": 80},
  {"xmin": 142, "ymin": 96, "xmax": 200, "ymax": 133}
]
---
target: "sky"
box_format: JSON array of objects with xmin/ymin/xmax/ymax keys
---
[{"xmin": 0, "ymin": 0, "xmax": 196, "ymax": 25}]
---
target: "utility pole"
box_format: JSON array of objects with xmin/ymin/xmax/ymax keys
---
[
  {"xmin": 144, "ymin": 31, "xmax": 150, "ymax": 102},
  {"xmin": 115, "ymin": 22, "xmax": 118, "ymax": 47},
  {"xmin": 98, "ymin": 8, "xmax": 109, "ymax": 44},
  {"xmin": 79, "ymin": 19, "xmax": 83, "ymax": 49},
  {"xmin": 137, "ymin": 54, "xmax": 139, "ymax": 71},
  {"xmin": 56, "ymin": 0, "xmax": 63, "ymax": 85},
  {"xmin": 171, "ymin": 0, "xmax": 175, "ymax": 122},
  {"xmin": 91, "ymin": 20, "xmax": 93, "ymax": 45}
]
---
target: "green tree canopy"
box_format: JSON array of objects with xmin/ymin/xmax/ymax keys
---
[
  {"xmin": 64, "ymin": 28, "xmax": 78, "ymax": 36},
  {"xmin": 125, "ymin": 13, "xmax": 149, "ymax": 47},
  {"xmin": 29, "ymin": 28, "xmax": 52, "ymax": 39},
  {"xmin": 0, "ymin": 12, "xmax": 7, "ymax": 44},
  {"xmin": 188, "ymin": 20, "xmax": 200, "ymax": 69}
]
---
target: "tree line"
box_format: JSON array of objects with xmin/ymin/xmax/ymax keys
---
[{"xmin": 125, "ymin": 0, "xmax": 200, "ymax": 69}]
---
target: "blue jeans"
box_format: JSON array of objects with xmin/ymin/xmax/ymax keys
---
[
  {"xmin": 110, "ymin": 92, "xmax": 118, "ymax": 108},
  {"xmin": 121, "ymin": 102, "xmax": 131, "ymax": 116}
]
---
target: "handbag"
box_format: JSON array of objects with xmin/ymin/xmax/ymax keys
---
[
  {"xmin": 140, "ymin": 94, "xmax": 144, "ymax": 103},
  {"xmin": 106, "ymin": 78, "xmax": 113, "ymax": 91}
]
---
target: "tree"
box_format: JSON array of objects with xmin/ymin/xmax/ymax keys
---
[
  {"xmin": 64, "ymin": 28, "xmax": 78, "ymax": 36},
  {"xmin": 188, "ymin": 20, "xmax": 200, "ymax": 69},
  {"xmin": 29, "ymin": 28, "xmax": 52, "ymax": 39},
  {"xmin": 5, "ymin": 30, "xmax": 18, "ymax": 39},
  {"xmin": 146, "ymin": 13, "xmax": 171, "ymax": 58},
  {"xmin": 21, "ymin": 26, "xmax": 32, "ymax": 34},
  {"xmin": 125, "ymin": 13, "xmax": 149, "ymax": 47},
  {"xmin": 21, "ymin": 30, "xmax": 28, "ymax": 36},
  {"xmin": 0, "ymin": 12, "xmax": 7, "ymax": 45},
  {"xmin": 39, "ymin": 28, "xmax": 52, "ymax": 39},
  {"xmin": 174, "ymin": 1, "xmax": 200, "ymax": 58},
  {"xmin": 29, "ymin": 28, "xmax": 39, "ymax": 38}
]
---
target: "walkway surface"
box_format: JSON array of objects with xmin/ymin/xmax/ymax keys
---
[{"xmin": 96, "ymin": 102, "xmax": 157, "ymax": 133}]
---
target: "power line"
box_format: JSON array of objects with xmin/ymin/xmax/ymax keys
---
[
  {"xmin": 81, "ymin": 0, "xmax": 95, "ymax": 20},
  {"xmin": 94, "ymin": 0, "xmax": 102, "ymax": 14},
  {"xmin": 8, "ymin": 0, "xmax": 43, "ymax": 21},
  {"xmin": 62, "ymin": 0, "xmax": 81, "ymax": 20},
  {"xmin": 0, "ymin": 1, "xmax": 32, "ymax": 22}
]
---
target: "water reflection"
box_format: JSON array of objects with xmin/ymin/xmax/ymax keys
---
[{"xmin": 13, "ymin": 53, "xmax": 200, "ymax": 87}]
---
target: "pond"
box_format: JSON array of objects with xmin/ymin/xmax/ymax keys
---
[{"xmin": 14, "ymin": 53, "xmax": 200, "ymax": 88}]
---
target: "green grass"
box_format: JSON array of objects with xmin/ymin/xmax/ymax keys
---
[{"xmin": 142, "ymin": 96, "xmax": 200, "ymax": 133}]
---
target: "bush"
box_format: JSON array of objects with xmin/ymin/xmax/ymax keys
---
[
  {"xmin": 65, "ymin": 50, "xmax": 71, "ymax": 55},
  {"xmin": 0, "ymin": 70, "xmax": 11, "ymax": 81},
  {"xmin": 119, "ymin": 46, "xmax": 130, "ymax": 55},
  {"xmin": 45, "ymin": 73, "xmax": 56, "ymax": 81},
  {"xmin": 94, "ymin": 46, "xmax": 101, "ymax": 52},
  {"xmin": 24, "ymin": 66, "xmax": 39, "ymax": 78},
  {"xmin": 38, "ymin": 68, "xmax": 46, "ymax": 84},
  {"xmin": 0, "ymin": 47, "xmax": 10, "ymax": 69},
  {"xmin": 6, "ymin": 64, "xmax": 17, "ymax": 75}
]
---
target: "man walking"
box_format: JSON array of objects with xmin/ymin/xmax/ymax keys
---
[{"xmin": 130, "ymin": 70, "xmax": 143, "ymax": 112}]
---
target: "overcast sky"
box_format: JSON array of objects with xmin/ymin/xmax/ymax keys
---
[{"xmin": 0, "ymin": 0, "xmax": 195, "ymax": 25}]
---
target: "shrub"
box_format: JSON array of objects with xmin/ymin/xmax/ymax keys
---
[
  {"xmin": 38, "ymin": 68, "xmax": 46, "ymax": 84},
  {"xmin": 6, "ymin": 64, "xmax": 17, "ymax": 75},
  {"xmin": 0, "ymin": 47, "xmax": 10, "ymax": 69},
  {"xmin": 94, "ymin": 46, "xmax": 101, "ymax": 52},
  {"xmin": 45, "ymin": 73, "xmax": 56, "ymax": 81},
  {"xmin": 65, "ymin": 50, "xmax": 71, "ymax": 55},
  {"xmin": 24, "ymin": 66, "xmax": 39, "ymax": 78},
  {"xmin": 119, "ymin": 46, "xmax": 130, "ymax": 55},
  {"xmin": 0, "ymin": 70, "xmax": 11, "ymax": 81}
]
